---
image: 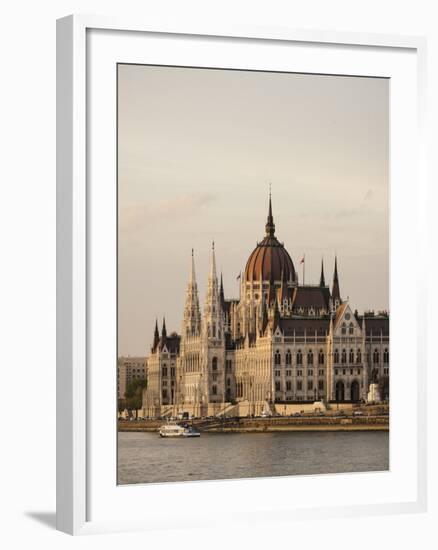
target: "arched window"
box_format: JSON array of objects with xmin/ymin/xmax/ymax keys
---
[
  {"xmin": 341, "ymin": 349, "xmax": 347, "ymax": 364},
  {"xmin": 334, "ymin": 349, "xmax": 339, "ymax": 363},
  {"xmin": 349, "ymin": 349, "xmax": 354, "ymax": 363},
  {"xmin": 318, "ymin": 350, "xmax": 324, "ymax": 365},
  {"xmin": 341, "ymin": 323, "xmax": 346, "ymax": 335},
  {"xmin": 383, "ymin": 348, "xmax": 389, "ymax": 363},
  {"xmin": 349, "ymin": 322, "xmax": 354, "ymax": 335},
  {"xmin": 356, "ymin": 350, "xmax": 362, "ymax": 364},
  {"xmin": 373, "ymin": 349, "xmax": 380, "ymax": 364},
  {"xmin": 212, "ymin": 357, "xmax": 218, "ymax": 371},
  {"xmin": 212, "ymin": 323, "xmax": 216, "ymax": 337},
  {"xmin": 275, "ymin": 381, "xmax": 281, "ymax": 392},
  {"xmin": 296, "ymin": 350, "xmax": 303, "ymax": 365},
  {"xmin": 285, "ymin": 349, "xmax": 292, "ymax": 365},
  {"xmin": 212, "ymin": 385, "xmax": 217, "ymax": 395},
  {"xmin": 307, "ymin": 350, "xmax": 314, "ymax": 365},
  {"xmin": 274, "ymin": 350, "xmax": 281, "ymax": 365}
]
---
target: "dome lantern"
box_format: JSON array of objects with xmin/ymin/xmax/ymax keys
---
[{"xmin": 244, "ymin": 193, "xmax": 297, "ymax": 284}]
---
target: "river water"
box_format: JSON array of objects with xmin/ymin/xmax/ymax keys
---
[{"xmin": 118, "ymin": 430, "xmax": 389, "ymax": 485}]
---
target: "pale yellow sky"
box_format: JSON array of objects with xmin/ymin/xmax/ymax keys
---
[{"xmin": 118, "ymin": 64, "xmax": 389, "ymax": 356}]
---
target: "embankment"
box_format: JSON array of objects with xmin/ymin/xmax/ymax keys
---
[{"xmin": 118, "ymin": 415, "xmax": 389, "ymax": 433}]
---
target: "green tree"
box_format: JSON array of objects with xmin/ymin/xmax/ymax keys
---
[
  {"xmin": 124, "ymin": 378, "xmax": 147, "ymax": 418},
  {"xmin": 378, "ymin": 375, "xmax": 390, "ymax": 402}
]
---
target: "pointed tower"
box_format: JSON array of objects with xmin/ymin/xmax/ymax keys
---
[
  {"xmin": 280, "ymin": 269, "xmax": 289, "ymax": 301},
  {"xmin": 261, "ymin": 300, "xmax": 269, "ymax": 335},
  {"xmin": 361, "ymin": 315, "xmax": 368, "ymax": 401},
  {"xmin": 268, "ymin": 270, "xmax": 276, "ymax": 306},
  {"xmin": 182, "ymin": 249, "xmax": 202, "ymax": 339},
  {"xmin": 204, "ymin": 241, "xmax": 223, "ymax": 341},
  {"xmin": 326, "ymin": 314, "xmax": 334, "ymax": 401},
  {"xmin": 320, "ymin": 259, "xmax": 326, "ymax": 287},
  {"xmin": 271, "ymin": 297, "xmax": 281, "ymax": 333},
  {"xmin": 332, "ymin": 256, "xmax": 341, "ymax": 307},
  {"xmin": 265, "ymin": 188, "xmax": 276, "ymax": 237},
  {"xmin": 203, "ymin": 242, "xmax": 225, "ymax": 405},
  {"xmin": 151, "ymin": 318, "xmax": 160, "ymax": 353},
  {"xmin": 159, "ymin": 317, "xmax": 167, "ymax": 350},
  {"xmin": 220, "ymin": 272, "xmax": 225, "ymax": 311}
]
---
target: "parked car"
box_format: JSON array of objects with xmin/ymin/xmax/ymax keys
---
[{"xmin": 353, "ymin": 411, "xmax": 364, "ymax": 416}]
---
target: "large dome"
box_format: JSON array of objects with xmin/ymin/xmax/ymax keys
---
[{"xmin": 244, "ymin": 196, "xmax": 297, "ymax": 283}]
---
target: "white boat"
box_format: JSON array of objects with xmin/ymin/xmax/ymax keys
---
[{"xmin": 159, "ymin": 423, "xmax": 201, "ymax": 438}]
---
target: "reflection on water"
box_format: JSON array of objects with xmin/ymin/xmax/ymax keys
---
[{"xmin": 117, "ymin": 431, "xmax": 389, "ymax": 485}]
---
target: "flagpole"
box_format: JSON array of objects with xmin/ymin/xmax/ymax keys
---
[{"xmin": 302, "ymin": 254, "xmax": 305, "ymax": 285}]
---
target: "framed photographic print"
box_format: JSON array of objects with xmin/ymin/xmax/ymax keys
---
[{"xmin": 57, "ymin": 15, "xmax": 427, "ymax": 535}]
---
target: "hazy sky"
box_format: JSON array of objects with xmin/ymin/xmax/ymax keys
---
[{"xmin": 118, "ymin": 64, "xmax": 389, "ymax": 356}]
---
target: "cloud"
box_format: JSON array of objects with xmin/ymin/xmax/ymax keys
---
[
  {"xmin": 120, "ymin": 192, "xmax": 215, "ymax": 231},
  {"xmin": 363, "ymin": 189, "xmax": 374, "ymax": 202}
]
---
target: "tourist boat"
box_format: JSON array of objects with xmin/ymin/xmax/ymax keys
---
[{"xmin": 159, "ymin": 423, "xmax": 201, "ymax": 438}]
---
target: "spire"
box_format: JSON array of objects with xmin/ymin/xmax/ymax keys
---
[
  {"xmin": 320, "ymin": 258, "xmax": 326, "ymax": 287},
  {"xmin": 152, "ymin": 318, "xmax": 160, "ymax": 352},
  {"xmin": 182, "ymin": 249, "xmax": 201, "ymax": 339},
  {"xmin": 268, "ymin": 270, "xmax": 276, "ymax": 305},
  {"xmin": 272, "ymin": 297, "xmax": 281, "ymax": 332},
  {"xmin": 280, "ymin": 269, "xmax": 288, "ymax": 302},
  {"xmin": 159, "ymin": 317, "xmax": 167, "ymax": 350},
  {"xmin": 189, "ymin": 248, "xmax": 196, "ymax": 285},
  {"xmin": 261, "ymin": 301, "xmax": 269, "ymax": 334},
  {"xmin": 220, "ymin": 272, "xmax": 225, "ymax": 309},
  {"xmin": 204, "ymin": 241, "xmax": 222, "ymax": 340},
  {"xmin": 265, "ymin": 186, "xmax": 276, "ymax": 237},
  {"xmin": 209, "ymin": 240, "xmax": 217, "ymax": 281},
  {"xmin": 332, "ymin": 256, "xmax": 341, "ymax": 304}
]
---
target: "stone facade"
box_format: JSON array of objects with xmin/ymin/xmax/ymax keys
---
[{"xmin": 141, "ymin": 196, "xmax": 389, "ymax": 418}]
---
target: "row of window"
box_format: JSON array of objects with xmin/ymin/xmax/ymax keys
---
[
  {"xmin": 275, "ymin": 368, "xmax": 327, "ymax": 377},
  {"xmin": 275, "ymin": 349, "xmax": 325, "ymax": 366},
  {"xmin": 161, "ymin": 366, "xmax": 176, "ymax": 377},
  {"xmin": 341, "ymin": 322, "xmax": 355, "ymax": 335},
  {"xmin": 275, "ymin": 380, "xmax": 324, "ymax": 391},
  {"xmin": 274, "ymin": 348, "xmax": 389, "ymax": 366},
  {"xmin": 163, "ymin": 347, "xmax": 389, "ymax": 379},
  {"xmin": 335, "ymin": 368, "xmax": 363, "ymax": 376}
]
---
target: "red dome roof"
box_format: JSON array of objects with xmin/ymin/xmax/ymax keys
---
[
  {"xmin": 244, "ymin": 194, "xmax": 296, "ymax": 283},
  {"xmin": 245, "ymin": 236, "xmax": 296, "ymax": 282}
]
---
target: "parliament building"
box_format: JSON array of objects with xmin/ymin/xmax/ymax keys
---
[{"xmin": 141, "ymin": 196, "xmax": 389, "ymax": 418}]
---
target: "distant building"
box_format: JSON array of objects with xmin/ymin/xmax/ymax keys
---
[
  {"xmin": 142, "ymin": 195, "xmax": 389, "ymax": 418},
  {"xmin": 117, "ymin": 356, "xmax": 147, "ymax": 401}
]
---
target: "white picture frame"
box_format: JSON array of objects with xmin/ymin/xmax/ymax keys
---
[{"xmin": 56, "ymin": 14, "xmax": 428, "ymax": 535}]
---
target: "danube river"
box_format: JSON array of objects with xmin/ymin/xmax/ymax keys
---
[{"xmin": 118, "ymin": 430, "xmax": 389, "ymax": 485}]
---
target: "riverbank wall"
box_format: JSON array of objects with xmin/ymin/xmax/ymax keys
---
[{"xmin": 118, "ymin": 415, "xmax": 389, "ymax": 433}]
